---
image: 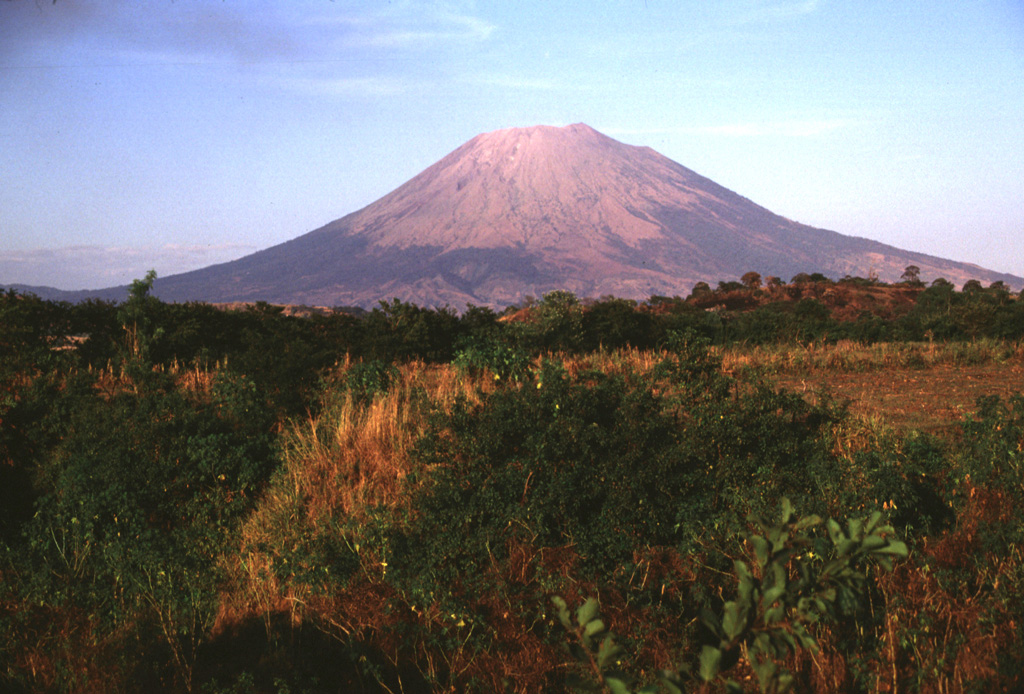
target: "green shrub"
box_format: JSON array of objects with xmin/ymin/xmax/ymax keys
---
[
  {"xmin": 387, "ymin": 333, "xmax": 849, "ymax": 591},
  {"xmin": 342, "ymin": 359, "xmax": 400, "ymax": 402},
  {"xmin": 268, "ymin": 516, "xmax": 361, "ymax": 594},
  {"xmin": 659, "ymin": 330, "xmax": 846, "ymax": 522},
  {"xmin": 453, "ymin": 336, "xmax": 533, "ymax": 384},
  {"xmin": 955, "ymin": 394, "xmax": 1024, "ymax": 561},
  {"xmin": 960, "ymin": 394, "xmax": 1024, "ymax": 486},
  {"xmin": 359, "ymin": 299, "xmax": 460, "ymax": 363},
  {"xmin": 512, "ymin": 290, "xmax": 586, "ymax": 353},
  {"xmin": 4, "ymin": 369, "xmax": 279, "ymax": 690},
  {"xmin": 400, "ymin": 359, "xmax": 691, "ymax": 580},
  {"xmin": 580, "ymin": 297, "xmax": 658, "ymax": 352},
  {"xmin": 553, "ymin": 499, "xmax": 907, "ymax": 694}
]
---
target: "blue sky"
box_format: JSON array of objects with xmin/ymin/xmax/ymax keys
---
[{"xmin": 2, "ymin": 0, "xmax": 1022, "ymax": 290}]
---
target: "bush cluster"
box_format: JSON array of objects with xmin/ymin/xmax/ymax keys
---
[{"xmin": 1, "ymin": 277, "xmax": 1022, "ymax": 692}]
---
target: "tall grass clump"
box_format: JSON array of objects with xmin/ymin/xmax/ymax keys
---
[
  {"xmin": 272, "ymin": 360, "xmax": 470, "ymax": 523},
  {"xmin": 219, "ymin": 361, "xmax": 489, "ymax": 649}
]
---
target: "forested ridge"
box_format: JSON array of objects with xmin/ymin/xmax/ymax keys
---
[{"xmin": 1, "ymin": 272, "xmax": 1022, "ymax": 692}]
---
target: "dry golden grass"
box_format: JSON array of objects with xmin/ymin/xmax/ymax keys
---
[
  {"xmin": 82, "ymin": 359, "xmax": 222, "ymax": 400},
  {"xmin": 871, "ymin": 481, "xmax": 1021, "ymax": 693},
  {"xmin": 720, "ymin": 338, "xmax": 1024, "ymax": 376},
  {"xmin": 284, "ymin": 359, "xmax": 498, "ymax": 521},
  {"xmin": 87, "ymin": 362, "xmax": 138, "ymax": 398},
  {"xmin": 222, "ymin": 360, "xmax": 497, "ymax": 625},
  {"xmin": 562, "ymin": 346, "xmax": 668, "ymax": 378},
  {"xmin": 166, "ymin": 359, "xmax": 220, "ymax": 395}
]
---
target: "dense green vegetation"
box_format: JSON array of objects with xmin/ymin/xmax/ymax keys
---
[{"xmin": 1, "ymin": 275, "xmax": 1022, "ymax": 692}]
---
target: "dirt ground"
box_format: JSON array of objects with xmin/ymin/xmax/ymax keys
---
[{"xmin": 772, "ymin": 361, "xmax": 1024, "ymax": 438}]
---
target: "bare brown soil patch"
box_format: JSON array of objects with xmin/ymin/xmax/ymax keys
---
[{"xmin": 773, "ymin": 362, "xmax": 1024, "ymax": 437}]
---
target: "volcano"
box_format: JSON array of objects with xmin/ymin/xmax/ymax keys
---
[{"xmin": 145, "ymin": 123, "xmax": 1018, "ymax": 308}]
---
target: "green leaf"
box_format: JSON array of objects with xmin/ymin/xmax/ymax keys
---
[
  {"xmin": 826, "ymin": 518, "xmax": 843, "ymax": 544},
  {"xmin": 577, "ymin": 597, "xmax": 600, "ymax": 627},
  {"xmin": 794, "ymin": 624, "xmax": 819, "ymax": 651},
  {"xmin": 605, "ymin": 675, "xmax": 633, "ymax": 694},
  {"xmin": 762, "ymin": 585, "xmax": 785, "ymax": 612},
  {"xmin": 552, "ymin": 596, "xmax": 572, "ymax": 629},
  {"xmin": 874, "ymin": 540, "xmax": 908, "ymax": 557},
  {"xmin": 770, "ymin": 529, "xmax": 791, "ymax": 554},
  {"xmin": 656, "ymin": 671, "xmax": 686, "ymax": 694},
  {"xmin": 754, "ymin": 660, "xmax": 778, "ymax": 692},
  {"xmin": 584, "ymin": 618, "xmax": 606, "ymax": 639},
  {"xmin": 597, "ymin": 635, "xmax": 623, "ymax": 670},
  {"xmin": 780, "ymin": 497, "xmax": 795, "ymax": 524},
  {"xmin": 835, "ymin": 539, "xmax": 857, "ymax": 557},
  {"xmin": 751, "ymin": 535, "xmax": 770, "ymax": 567},
  {"xmin": 722, "ymin": 601, "xmax": 745, "ymax": 641},
  {"xmin": 860, "ymin": 534, "xmax": 887, "ymax": 551},
  {"xmin": 764, "ymin": 604, "xmax": 785, "ymax": 625},
  {"xmin": 699, "ymin": 645, "xmax": 722, "ymax": 682},
  {"xmin": 736, "ymin": 561, "xmax": 755, "ymax": 602},
  {"xmin": 820, "ymin": 558, "xmax": 844, "ymax": 578},
  {"xmin": 699, "ymin": 607, "xmax": 723, "ymax": 638},
  {"xmin": 795, "ymin": 514, "xmax": 822, "ymax": 532},
  {"xmin": 861, "ymin": 510, "xmax": 879, "ymax": 533},
  {"xmin": 752, "ymin": 632, "xmax": 772, "ymax": 655}
]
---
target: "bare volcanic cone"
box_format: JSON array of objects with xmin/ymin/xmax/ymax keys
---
[{"xmin": 150, "ymin": 123, "xmax": 1020, "ymax": 307}]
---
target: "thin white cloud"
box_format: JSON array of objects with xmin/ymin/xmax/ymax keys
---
[
  {"xmin": 349, "ymin": 21, "xmax": 494, "ymax": 49},
  {"xmin": 331, "ymin": 6, "xmax": 496, "ymax": 50},
  {"xmin": 3, "ymin": 2, "xmax": 497, "ymax": 70}
]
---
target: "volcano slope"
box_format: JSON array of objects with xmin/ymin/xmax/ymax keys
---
[{"xmin": 148, "ymin": 123, "xmax": 1020, "ymax": 308}]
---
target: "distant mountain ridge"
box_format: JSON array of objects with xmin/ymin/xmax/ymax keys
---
[
  {"xmin": 7, "ymin": 124, "xmax": 1021, "ymax": 307},
  {"xmin": 0, "ymin": 283, "xmax": 126, "ymax": 303}
]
